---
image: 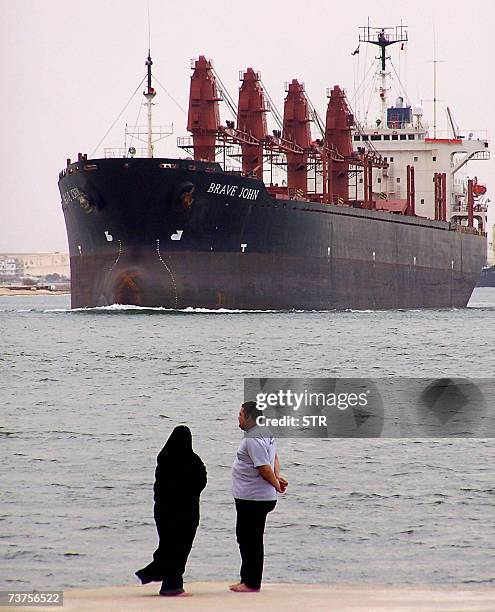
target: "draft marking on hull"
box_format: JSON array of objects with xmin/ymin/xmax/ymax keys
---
[
  {"xmin": 156, "ymin": 238, "xmax": 179, "ymax": 309},
  {"xmin": 107, "ymin": 239, "xmax": 122, "ymax": 274}
]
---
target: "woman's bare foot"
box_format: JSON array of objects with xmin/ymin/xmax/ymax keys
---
[
  {"xmin": 159, "ymin": 586, "xmax": 191, "ymax": 597},
  {"xmin": 229, "ymin": 582, "xmax": 241, "ymax": 589},
  {"xmin": 229, "ymin": 583, "xmax": 260, "ymax": 592}
]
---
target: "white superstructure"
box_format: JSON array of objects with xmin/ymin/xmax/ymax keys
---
[
  {"xmin": 352, "ymin": 25, "xmax": 490, "ymax": 231},
  {"xmin": 353, "ymin": 121, "xmax": 489, "ymax": 222}
]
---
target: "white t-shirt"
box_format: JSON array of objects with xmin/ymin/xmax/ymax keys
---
[{"xmin": 232, "ymin": 427, "xmax": 277, "ymax": 501}]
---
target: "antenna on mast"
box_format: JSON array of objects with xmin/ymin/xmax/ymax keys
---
[
  {"xmin": 358, "ymin": 23, "xmax": 408, "ymax": 125},
  {"xmin": 147, "ymin": 0, "xmax": 151, "ymax": 51},
  {"xmin": 426, "ymin": 26, "xmax": 444, "ymax": 139},
  {"xmin": 123, "ymin": 2, "xmax": 173, "ymax": 158},
  {"xmin": 144, "ymin": 52, "xmax": 157, "ymax": 158},
  {"xmin": 433, "ymin": 24, "xmax": 437, "ymax": 139},
  {"xmin": 143, "ymin": 1, "xmax": 156, "ymax": 157}
]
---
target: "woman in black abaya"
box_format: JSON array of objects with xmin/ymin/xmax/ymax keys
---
[{"xmin": 136, "ymin": 426, "xmax": 207, "ymax": 596}]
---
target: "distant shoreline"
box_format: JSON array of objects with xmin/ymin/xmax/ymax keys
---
[{"xmin": 0, "ymin": 288, "xmax": 70, "ymax": 297}]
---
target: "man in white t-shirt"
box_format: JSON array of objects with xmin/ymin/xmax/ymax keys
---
[{"xmin": 230, "ymin": 401, "xmax": 288, "ymax": 593}]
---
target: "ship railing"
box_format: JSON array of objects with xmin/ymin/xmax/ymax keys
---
[
  {"xmin": 451, "ymin": 224, "xmax": 485, "ymax": 236},
  {"xmin": 223, "ymin": 163, "xmax": 243, "ymax": 174},
  {"xmin": 177, "ymin": 136, "xmax": 194, "ymax": 148},
  {"xmin": 471, "ymin": 150, "xmax": 490, "ymax": 161},
  {"xmin": 125, "ymin": 125, "xmax": 174, "ymax": 139},
  {"xmin": 190, "ymin": 57, "xmax": 214, "ymax": 68},
  {"xmin": 452, "ymin": 204, "xmax": 487, "ymax": 213},
  {"xmin": 225, "ymin": 145, "xmax": 242, "ymax": 159},
  {"xmin": 285, "ymin": 81, "xmax": 305, "ymax": 92},
  {"xmin": 103, "ymin": 147, "xmax": 147, "ymax": 158},
  {"xmin": 238, "ymin": 69, "xmax": 261, "ymax": 81},
  {"xmin": 426, "ymin": 129, "xmax": 489, "ymax": 141}
]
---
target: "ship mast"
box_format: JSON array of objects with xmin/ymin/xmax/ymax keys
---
[
  {"xmin": 144, "ymin": 51, "xmax": 156, "ymax": 158},
  {"xmin": 359, "ymin": 24, "xmax": 408, "ymax": 125}
]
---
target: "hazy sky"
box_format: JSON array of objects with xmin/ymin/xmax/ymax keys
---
[{"xmin": 1, "ymin": 0, "xmax": 494, "ymax": 252}]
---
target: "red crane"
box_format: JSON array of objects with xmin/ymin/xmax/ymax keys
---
[
  {"xmin": 187, "ymin": 56, "xmax": 221, "ymax": 162},
  {"xmin": 182, "ymin": 56, "xmax": 388, "ymax": 210},
  {"xmin": 237, "ymin": 68, "xmax": 268, "ymax": 178},
  {"xmin": 282, "ymin": 80, "xmax": 312, "ymax": 197},
  {"xmin": 324, "ymin": 86, "xmax": 353, "ymax": 203}
]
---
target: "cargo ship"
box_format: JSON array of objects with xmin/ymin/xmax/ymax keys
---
[{"xmin": 58, "ymin": 24, "xmax": 489, "ymax": 310}]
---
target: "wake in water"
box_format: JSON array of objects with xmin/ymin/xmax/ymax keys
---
[
  {"xmin": 44, "ymin": 304, "xmax": 308, "ymax": 314},
  {"xmin": 1, "ymin": 302, "xmax": 493, "ymax": 314},
  {"xmin": 2, "ymin": 286, "xmax": 495, "ymax": 313},
  {"xmin": 45, "ymin": 304, "xmax": 449, "ymax": 314}
]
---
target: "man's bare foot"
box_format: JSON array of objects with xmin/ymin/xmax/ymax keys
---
[
  {"xmin": 229, "ymin": 582, "xmax": 241, "ymax": 589},
  {"xmin": 229, "ymin": 583, "xmax": 260, "ymax": 592}
]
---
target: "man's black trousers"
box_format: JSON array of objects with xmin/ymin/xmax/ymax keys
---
[{"xmin": 234, "ymin": 498, "xmax": 277, "ymax": 589}]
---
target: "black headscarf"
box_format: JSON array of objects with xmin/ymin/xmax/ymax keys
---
[
  {"xmin": 157, "ymin": 426, "xmax": 193, "ymax": 462},
  {"xmin": 154, "ymin": 426, "xmax": 207, "ymax": 507}
]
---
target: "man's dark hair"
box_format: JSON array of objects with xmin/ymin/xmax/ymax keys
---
[{"xmin": 241, "ymin": 401, "xmax": 260, "ymax": 420}]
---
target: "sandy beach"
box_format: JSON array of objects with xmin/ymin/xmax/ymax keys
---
[
  {"xmin": 0, "ymin": 288, "xmax": 69, "ymax": 297},
  {"xmin": 8, "ymin": 582, "xmax": 495, "ymax": 612}
]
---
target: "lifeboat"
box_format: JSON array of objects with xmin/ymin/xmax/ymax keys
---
[{"xmin": 472, "ymin": 177, "xmax": 487, "ymax": 196}]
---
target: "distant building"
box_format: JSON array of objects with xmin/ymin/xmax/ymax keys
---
[
  {"xmin": 0, "ymin": 256, "xmax": 24, "ymax": 277},
  {"xmin": 0, "ymin": 252, "xmax": 70, "ymax": 278}
]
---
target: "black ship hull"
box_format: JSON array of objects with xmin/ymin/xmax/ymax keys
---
[{"xmin": 58, "ymin": 158, "xmax": 486, "ymax": 310}]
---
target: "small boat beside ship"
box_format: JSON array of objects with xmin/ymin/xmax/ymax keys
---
[{"xmin": 58, "ymin": 24, "xmax": 489, "ymax": 310}]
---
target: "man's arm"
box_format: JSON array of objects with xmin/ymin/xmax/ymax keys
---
[
  {"xmin": 274, "ymin": 453, "xmax": 288, "ymax": 492},
  {"xmin": 257, "ymin": 464, "xmax": 283, "ymax": 493},
  {"xmin": 248, "ymin": 440, "xmax": 287, "ymax": 493}
]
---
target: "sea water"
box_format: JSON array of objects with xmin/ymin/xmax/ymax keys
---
[{"xmin": 1, "ymin": 288, "xmax": 495, "ymax": 589}]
